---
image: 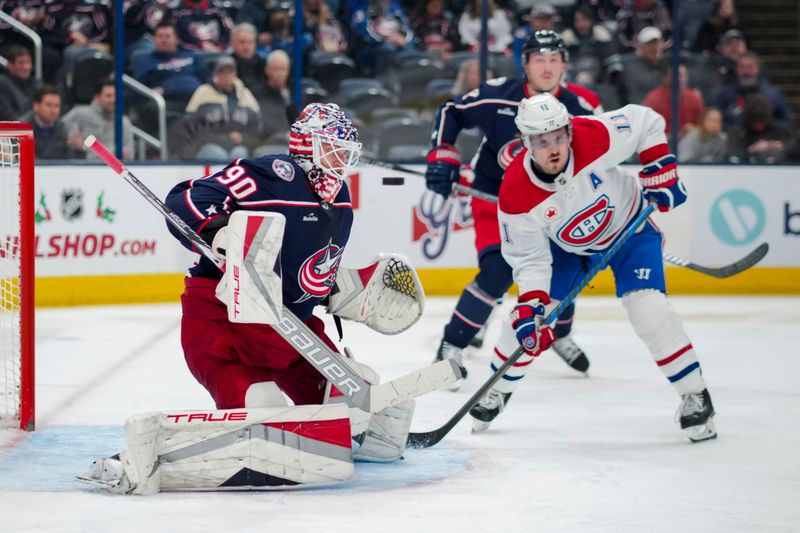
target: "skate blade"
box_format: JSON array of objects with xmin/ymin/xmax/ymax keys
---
[
  {"xmin": 471, "ymin": 418, "xmax": 491, "ymax": 433},
  {"xmin": 685, "ymin": 419, "xmax": 717, "ymax": 442},
  {"xmin": 447, "ymin": 378, "xmax": 463, "ymax": 392}
]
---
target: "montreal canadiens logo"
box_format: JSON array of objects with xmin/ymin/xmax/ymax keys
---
[
  {"xmin": 497, "ymin": 138, "xmax": 524, "ymax": 169},
  {"xmin": 557, "ymin": 195, "xmax": 615, "ymax": 247},
  {"xmin": 295, "ymin": 239, "xmax": 343, "ymax": 303}
]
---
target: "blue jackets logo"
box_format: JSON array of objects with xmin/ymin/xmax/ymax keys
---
[{"xmin": 295, "ymin": 240, "xmax": 343, "ymax": 303}]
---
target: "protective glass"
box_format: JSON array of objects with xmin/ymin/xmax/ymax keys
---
[
  {"xmin": 526, "ymin": 127, "xmax": 570, "ymax": 151},
  {"xmin": 312, "ymin": 133, "xmax": 362, "ymax": 180}
]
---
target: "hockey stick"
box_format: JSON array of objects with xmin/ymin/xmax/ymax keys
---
[
  {"xmin": 367, "ymin": 159, "xmax": 769, "ymax": 279},
  {"xmin": 662, "ymin": 242, "xmax": 769, "ymax": 278},
  {"xmin": 84, "ymin": 136, "xmax": 461, "ymax": 414},
  {"xmin": 406, "ymin": 203, "xmax": 655, "ymax": 449}
]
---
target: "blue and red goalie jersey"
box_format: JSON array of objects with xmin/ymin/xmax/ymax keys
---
[{"xmin": 165, "ymin": 155, "xmax": 354, "ymax": 320}]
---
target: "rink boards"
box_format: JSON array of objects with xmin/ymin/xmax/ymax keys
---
[{"xmin": 26, "ymin": 163, "xmax": 800, "ymax": 306}]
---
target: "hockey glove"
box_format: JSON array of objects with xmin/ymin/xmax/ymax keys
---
[
  {"xmin": 638, "ymin": 154, "xmax": 687, "ymax": 212},
  {"xmin": 511, "ymin": 292, "xmax": 556, "ymax": 355},
  {"xmin": 425, "ymin": 144, "xmax": 461, "ymax": 197}
]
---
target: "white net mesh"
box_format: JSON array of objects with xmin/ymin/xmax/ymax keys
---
[{"xmin": 0, "ymin": 136, "xmax": 22, "ymax": 427}]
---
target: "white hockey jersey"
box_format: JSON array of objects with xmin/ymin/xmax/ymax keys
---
[{"xmin": 498, "ymin": 104, "xmax": 669, "ymax": 299}]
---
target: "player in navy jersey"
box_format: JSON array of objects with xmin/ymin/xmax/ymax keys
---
[
  {"xmin": 165, "ymin": 102, "xmax": 362, "ymax": 410},
  {"xmin": 425, "ymin": 30, "xmax": 595, "ymax": 387}
]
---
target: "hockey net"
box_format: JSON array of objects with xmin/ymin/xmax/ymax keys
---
[{"xmin": 0, "ymin": 123, "xmax": 34, "ymax": 431}]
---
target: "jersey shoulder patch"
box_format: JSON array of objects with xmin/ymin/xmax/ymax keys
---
[
  {"xmin": 498, "ymin": 150, "xmax": 554, "ymax": 215},
  {"xmin": 244, "ymin": 155, "xmax": 302, "ymax": 183},
  {"xmin": 570, "ymin": 118, "xmax": 611, "ymax": 175}
]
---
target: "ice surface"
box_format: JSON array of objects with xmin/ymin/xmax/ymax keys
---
[{"xmin": 1, "ymin": 296, "xmax": 798, "ymax": 533}]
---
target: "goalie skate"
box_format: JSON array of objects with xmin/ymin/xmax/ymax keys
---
[
  {"xmin": 470, "ymin": 389, "xmax": 511, "ymax": 433},
  {"xmin": 551, "ymin": 336, "xmax": 590, "ymax": 373},
  {"xmin": 677, "ymin": 389, "xmax": 717, "ymax": 442},
  {"xmin": 75, "ymin": 456, "xmax": 133, "ymax": 494},
  {"xmin": 434, "ymin": 340, "xmax": 467, "ymax": 391}
]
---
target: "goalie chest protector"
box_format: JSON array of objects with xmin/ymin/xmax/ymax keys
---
[{"xmin": 166, "ymin": 154, "xmax": 354, "ymax": 320}]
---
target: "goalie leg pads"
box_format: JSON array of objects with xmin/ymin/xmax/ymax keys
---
[
  {"xmin": 324, "ymin": 353, "xmax": 380, "ymax": 436},
  {"xmin": 622, "ymin": 289, "xmax": 707, "ymax": 395},
  {"xmin": 327, "ymin": 253, "xmax": 425, "ymax": 335},
  {"xmin": 78, "ymin": 405, "xmax": 354, "ymax": 495},
  {"xmin": 353, "ymin": 400, "xmax": 415, "ymax": 463}
]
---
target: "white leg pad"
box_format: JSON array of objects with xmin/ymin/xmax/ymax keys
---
[
  {"xmin": 353, "ymin": 400, "xmax": 415, "ymax": 463},
  {"xmin": 85, "ymin": 405, "xmax": 355, "ymax": 495},
  {"xmin": 245, "ymin": 381, "xmax": 289, "ymax": 407},
  {"xmin": 324, "ymin": 355, "xmax": 380, "ymax": 436}
]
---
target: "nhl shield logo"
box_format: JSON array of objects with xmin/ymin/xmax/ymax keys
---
[{"xmin": 61, "ymin": 189, "xmax": 83, "ymax": 221}]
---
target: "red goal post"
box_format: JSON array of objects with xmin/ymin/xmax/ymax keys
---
[{"xmin": 0, "ymin": 122, "xmax": 34, "ymax": 431}]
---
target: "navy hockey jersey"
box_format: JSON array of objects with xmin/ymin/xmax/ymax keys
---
[
  {"xmin": 165, "ymin": 155, "xmax": 353, "ymax": 320},
  {"xmin": 431, "ymin": 77, "xmax": 595, "ymax": 196}
]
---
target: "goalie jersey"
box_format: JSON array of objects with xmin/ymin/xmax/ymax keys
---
[
  {"xmin": 165, "ymin": 155, "xmax": 354, "ymax": 320},
  {"xmin": 432, "ymin": 77, "xmax": 595, "ymax": 196}
]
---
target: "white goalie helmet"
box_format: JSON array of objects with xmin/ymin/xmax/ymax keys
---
[
  {"xmin": 290, "ymin": 103, "xmax": 362, "ymax": 180},
  {"xmin": 515, "ymin": 93, "xmax": 571, "ymax": 141}
]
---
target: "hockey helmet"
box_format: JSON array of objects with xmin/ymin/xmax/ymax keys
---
[
  {"xmin": 289, "ymin": 102, "xmax": 361, "ymax": 181},
  {"xmin": 515, "ymin": 94, "xmax": 571, "ymax": 148},
  {"xmin": 522, "ymin": 30, "xmax": 568, "ymax": 62}
]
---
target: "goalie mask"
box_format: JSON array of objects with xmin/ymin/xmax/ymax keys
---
[{"xmin": 289, "ymin": 103, "xmax": 362, "ymax": 203}]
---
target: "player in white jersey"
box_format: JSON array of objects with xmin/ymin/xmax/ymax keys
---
[{"xmin": 469, "ymin": 93, "xmax": 716, "ymax": 442}]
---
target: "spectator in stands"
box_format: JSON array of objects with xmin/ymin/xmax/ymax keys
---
[
  {"xmin": 458, "ymin": 0, "xmax": 513, "ymax": 54},
  {"xmin": 410, "ymin": 0, "xmax": 459, "ymax": 60},
  {"xmin": 642, "ymin": 63, "xmax": 705, "ymax": 137},
  {"xmin": 135, "ymin": 22, "xmax": 205, "ymax": 108},
  {"xmin": 0, "ymin": 46, "xmax": 37, "ymax": 119},
  {"xmin": 726, "ymin": 94, "xmax": 797, "ymax": 164},
  {"xmin": 573, "ymin": 0, "xmax": 623, "ymax": 27},
  {"xmin": 182, "ymin": 56, "xmax": 263, "ymax": 159},
  {"xmin": 262, "ymin": 2, "xmax": 311, "ymax": 53},
  {"xmin": 174, "ymin": 0, "xmax": 233, "ymax": 52},
  {"xmin": 304, "ymin": 0, "xmax": 348, "ymax": 53},
  {"xmin": 252, "ymin": 49, "xmax": 296, "ymax": 138},
  {"xmin": 678, "ymin": 107, "xmax": 727, "ymax": 163},
  {"xmin": 19, "ymin": 86, "xmax": 79, "ymax": 160},
  {"xmin": 512, "ymin": 4, "xmax": 558, "ymax": 69},
  {"xmin": 560, "ymin": 5, "xmax": 616, "ymax": 70},
  {"xmin": 617, "ymin": 26, "xmax": 664, "ymax": 104},
  {"xmin": 691, "ymin": 0, "xmax": 745, "ymax": 55},
  {"xmin": 451, "ymin": 58, "xmax": 489, "ymax": 94},
  {"xmin": 0, "ymin": 2, "xmax": 44, "ymax": 56},
  {"xmin": 709, "ymin": 29, "xmax": 748, "ymax": 87},
  {"xmin": 350, "ymin": 0, "xmax": 414, "ymax": 76},
  {"xmin": 235, "ymin": 0, "xmax": 273, "ymax": 50},
  {"xmin": 231, "ymin": 23, "xmax": 266, "ymax": 93},
  {"xmin": 615, "ymin": 0, "xmax": 671, "ymax": 50},
  {"xmin": 123, "ymin": 0, "xmax": 177, "ymax": 61},
  {"xmin": 40, "ymin": 0, "xmax": 112, "ymax": 69},
  {"xmin": 62, "ymin": 81, "xmax": 134, "ymax": 160},
  {"xmin": 715, "ymin": 52, "xmax": 792, "ymax": 130}
]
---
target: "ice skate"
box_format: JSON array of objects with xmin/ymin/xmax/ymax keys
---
[
  {"xmin": 75, "ymin": 455, "xmax": 133, "ymax": 494},
  {"xmin": 470, "ymin": 389, "xmax": 512, "ymax": 433},
  {"xmin": 551, "ymin": 336, "xmax": 590, "ymax": 373},
  {"xmin": 435, "ymin": 340, "xmax": 467, "ymax": 390},
  {"xmin": 677, "ymin": 389, "xmax": 717, "ymax": 442}
]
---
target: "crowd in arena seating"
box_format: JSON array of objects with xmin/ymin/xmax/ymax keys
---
[{"xmin": 0, "ymin": 0, "xmax": 796, "ymax": 163}]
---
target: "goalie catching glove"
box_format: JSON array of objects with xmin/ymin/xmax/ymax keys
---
[{"xmin": 327, "ymin": 253, "xmax": 425, "ymax": 335}]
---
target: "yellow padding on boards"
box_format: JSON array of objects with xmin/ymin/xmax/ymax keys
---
[
  {"xmin": 36, "ymin": 274, "xmax": 186, "ymax": 307},
  {"xmin": 34, "ymin": 268, "xmax": 800, "ymax": 307}
]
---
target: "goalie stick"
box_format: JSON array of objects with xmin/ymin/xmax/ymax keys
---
[
  {"xmin": 406, "ymin": 204, "xmax": 655, "ymax": 449},
  {"xmin": 364, "ymin": 160, "xmax": 769, "ymax": 278},
  {"xmin": 84, "ymin": 136, "xmax": 460, "ymax": 414}
]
